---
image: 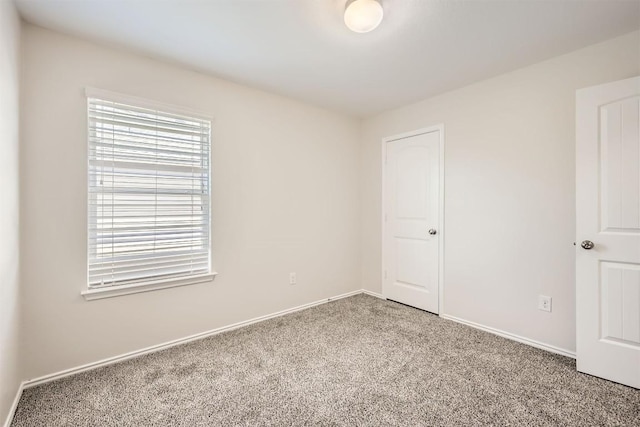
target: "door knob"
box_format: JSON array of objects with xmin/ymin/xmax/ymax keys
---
[
  {"xmin": 428, "ymin": 229, "xmax": 437, "ymax": 235},
  {"xmin": 581, "ymin": 240, "xmax": 595, "ymax": 250}
]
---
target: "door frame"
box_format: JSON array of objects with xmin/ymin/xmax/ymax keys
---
[{"xmin": 381, "ymin": 124, "xmax": 445, "ymax": 314}]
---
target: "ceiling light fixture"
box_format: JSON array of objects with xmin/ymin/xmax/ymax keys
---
[{"xmin": 344, "ymin": 0, "xmax": 384, "ymax": 33}]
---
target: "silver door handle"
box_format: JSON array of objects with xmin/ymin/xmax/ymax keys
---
[
  {"xmin": 428, "ymin": 229, "xmax": 437, "ymax": 235},
  {"xmin": 581, "ymin": 240, "xmax": 594, "ymax": 250}
]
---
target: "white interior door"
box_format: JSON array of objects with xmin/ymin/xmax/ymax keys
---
[
  {"xmin": 383, "ymin": 128, "xmax": 442, "ymax": 313},
  {"xmin": 576, "ymin": 76, "xmax": 640, "ymax": 389}
]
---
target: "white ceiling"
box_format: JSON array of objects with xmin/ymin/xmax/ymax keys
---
[{"xmin": 14, "ymin": 0, "xmax": 640, "ymax": 117}]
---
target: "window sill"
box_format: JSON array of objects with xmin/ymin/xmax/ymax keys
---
[{"xmin": 81, "ymin": 272, "xmax": 218, "ymax": 301}]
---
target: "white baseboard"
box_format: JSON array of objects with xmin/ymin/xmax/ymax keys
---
[
  {"xmin": 440, "ymin": 313, "xmax": 576, "ymax": 359},
  {"xmin": 362, "ymin": 289, "xmax": 385, "ymax": 299},
  {"xmin": 3, "ymin": 381, "xmax": 24, "ymax": 427},
  {"xmin": 23, "ymin": 289, "xmax": 363, "ymax": 389}
]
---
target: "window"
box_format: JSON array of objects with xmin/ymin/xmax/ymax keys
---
[{"xmin": 85, "ymin": 90, "xmax": 214, "ymax": 300}]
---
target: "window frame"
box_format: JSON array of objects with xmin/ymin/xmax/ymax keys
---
[{"xmin": 82, "ymin": 88, "xmax": 216, "ymax": 301}]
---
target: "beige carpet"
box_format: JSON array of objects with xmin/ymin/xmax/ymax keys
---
[{"xmin": 11, "ymin": 294, "xmax": 640, "ymax": 426}]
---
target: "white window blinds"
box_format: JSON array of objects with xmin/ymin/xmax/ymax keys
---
[{"xmin": 88, "ymin": 96, "xmax": 211, "ymax": 289}]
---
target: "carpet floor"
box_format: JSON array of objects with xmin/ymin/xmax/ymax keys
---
[{"xmin": 11, "ymin": 294, "xmax": 640, "ymax": 426}]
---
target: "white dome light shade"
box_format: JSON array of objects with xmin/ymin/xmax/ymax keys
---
[{"xmin": 344, "ymin": 0, "xmax": 384, "ymax": 33}]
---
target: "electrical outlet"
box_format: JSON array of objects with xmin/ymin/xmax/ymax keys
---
[
  {"xmin": 289, "ymin": 272, "xmax": 297, "ymax": 285},
  {"xmin": 538, "ymin": 295, "xmax": 552, "ymax": 312}
]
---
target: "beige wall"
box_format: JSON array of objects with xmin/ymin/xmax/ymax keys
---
[
  {"xmin": 361, "ymin": 31, "xmax": 640, "ymax": 353},
  {"xmin": 0, "ymin": 0, "xmax": 22, "ymax": 422},
  {"xmin": 20, "ymin": 24, "xmax": 361, "ymax": 380},
  {"xmin": 14, "ymin": 17, "xmax": 640, "ymax": 386}
]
